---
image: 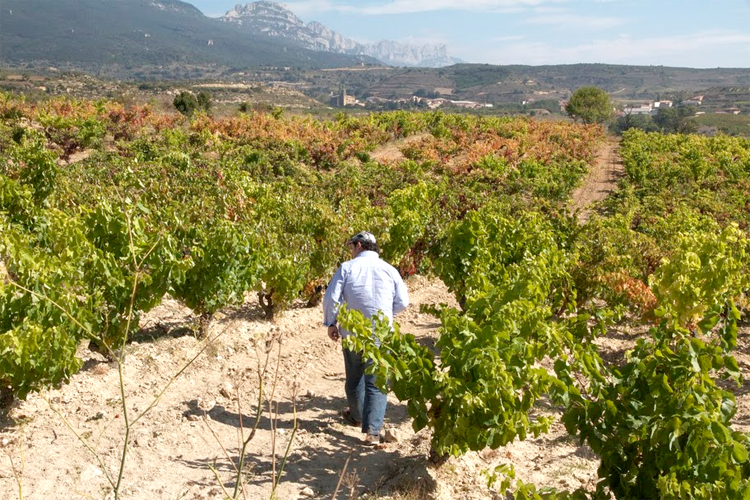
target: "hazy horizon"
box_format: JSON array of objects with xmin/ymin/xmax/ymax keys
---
[{"xmin": 189, "ymin": 0, "xmax": 750, "ymax": 69}]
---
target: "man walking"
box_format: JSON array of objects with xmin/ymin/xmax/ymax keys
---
[{"xmin": 322, "ymin": 231, "xmax": 409, "ymax": 446}]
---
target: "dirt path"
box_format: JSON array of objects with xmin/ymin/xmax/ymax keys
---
[
  {"xmin": 371, "ymin": 134, "xmax": 624, "ymax": 225},
  {"xmin": 0, "ymin": 270, "xmax": 610, "ymax": 500},
  {"xmin": 15, "ymin": 137, "xmax": 748, "ymax": 500},
  {"xmin": 570, "ymin": 138, "xmax": 624, "ymax": 223},
  {"xmin": 370, "ymin": 134, "xmax": 431, "ymax": 163},
  {"xmin": 0, "ymin": 136, "xmax": 626, "ymax": 500},
  {"xmin": 0, "ymin": 278, "xmax": 450, "ymax": 500}
]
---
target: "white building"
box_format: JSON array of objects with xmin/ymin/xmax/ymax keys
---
[
  {"xmin": 653, "ymin": 100, "xmax": 673, "ymax": 108},
  {"xmin": 624, "ymin": 104, "xmax": 653, "ymax": 115}
]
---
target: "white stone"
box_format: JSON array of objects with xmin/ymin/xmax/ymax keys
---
[
  {"xmin": 383, "ymin": 428, "xmax": 400, "ymax": 443},
  {"xmin": 219, "ymin": 382, "xmax": 233, "ymax": 399}
]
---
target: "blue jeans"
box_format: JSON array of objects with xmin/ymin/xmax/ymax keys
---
[{"xmin": 343, "ymin": 348, "xmax": 387, "ymax": 436}]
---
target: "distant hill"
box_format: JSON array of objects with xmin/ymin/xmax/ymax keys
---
[
  {"xmin": 1, "ymin": 0, "xmax": 749, "ymax": 99},
  {"xmin": 0, "ymin": 0, "xmax": 378, "ymax": 78},
  {"xmin": 328, "ymin": 63, "xmax": 750, "ymax": 103},
  {"xmin": 220, "ymin": 2, "xmax": 462, "ymax": 68}
]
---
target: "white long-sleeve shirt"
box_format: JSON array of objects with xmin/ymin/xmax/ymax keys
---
[{"xmin": 322, "ymin": 250, "xmax": 409, "ymax": 337}]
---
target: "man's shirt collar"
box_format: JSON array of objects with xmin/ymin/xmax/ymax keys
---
[{"xmin": 354, "ymin": 250, "xmax": 379, "ymax": 259}]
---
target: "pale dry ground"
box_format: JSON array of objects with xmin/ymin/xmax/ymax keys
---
[
  {"xmin": 570, "ymin": 138, "xmax": 624, "ymax": 223},
  {"xmin": 0, "ymin": 275, "xmax": 607, "ymax": 500},
  {"xmin": 0, "ymin": 137, "xmax": 618, "ymax": 500},
  {"xmin": 3, "ymin": 139, "xmax": 747, "ymax": 500},
  {"xmin": 0, "ymin": 279, "xmax": 421, "ymax": 499},
  {"xmin": 369, "ymin": 134, "xmax": 431, "ymax": 164}
]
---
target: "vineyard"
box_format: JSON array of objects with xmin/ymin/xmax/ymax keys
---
[{"xmin": 1, "ymin": 92, "xmax": 750, "ymax": 499}]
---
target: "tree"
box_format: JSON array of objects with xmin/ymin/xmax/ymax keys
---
[
  {"xmin": 565, "ymin": 86, "xmax": 613, "ymax": 124},
  {"xmin": 610, "ymin": 112, "xmax": 659, "ymax": 135},
  {"xmin": 653, "ymin": 107, "xmax": 697, "ymax": 134},
  {"xmin": 534, "ymin": 98, "xmax": 563, "ymax": 115},
  {"xmin": 173, "ymin": 91, "xmax": 199, "ymax": 117},
  {"xmin": 173, "ymin": 91, "xmax": 211, "ymax": 117},
  {"xmin": 196, "ymin": 91, "xmax": 212, "ymax": 112}
]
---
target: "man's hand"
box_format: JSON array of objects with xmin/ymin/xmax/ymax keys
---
[{"xmin": 328, "ymin": 325, "xmax": 340, "ymax": 342}]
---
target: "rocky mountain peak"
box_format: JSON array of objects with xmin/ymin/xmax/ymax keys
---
[
  {"xmin": 220, "ymin": 1, "xmax": 461, "ymax": 67},
  {"xmin": 223, "ymin": 1, "xmax": 305, "ymax": 28},
  {"xmin": 147, "ymin": 0, "xmax": 203, "ymax": 16}
]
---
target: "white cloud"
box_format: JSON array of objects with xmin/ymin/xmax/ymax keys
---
[
  {"xmin": 284, "ymin": 0, "xmax": 564, "ymax": 16},
  {"xmin": 489, "ymin": 34, "xmax": 528, "ymax": 42},
  {"xmin": 468, "ymin": 30, "xmax": 750, "ymax": 68},
  {"xmin": 525, "ymin": 12, "xmax": 625, "ymax": 29},
  {"xmin": 282, "ymin": 1, "xmax": 356, "ymax": 16},
  {"xmin": 531, "ymin": 5, "xmax": 567, "ymax": 13},
  {"xmin": 360, "ymin": 0, "xmax": 549, "ymax": 14}
]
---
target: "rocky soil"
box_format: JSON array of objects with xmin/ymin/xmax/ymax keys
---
[
  {"xmin": 3, "ymin": 140, "xmax": 747, "ymax": 500},
  {"xmin": 0, "ymin": 274, "xmax": 607, "ymax": 500}
]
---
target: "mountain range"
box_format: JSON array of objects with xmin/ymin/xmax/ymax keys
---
[
  {"xmin": 220, "ymin": 2, "xmax": 462, "ymax": 67},
  {"xmin": 0, "ymin": 0, "xmax": 459, "ymax": 77},
  {"xmin": 0, "ymin": 0, "xmax": 379, "ymax": 77}
]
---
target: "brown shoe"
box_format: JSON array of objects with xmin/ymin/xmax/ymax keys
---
[
  {"xmin": 342, "ymin": 409, "xmax": 361, "ymax": 427},
  {"xmin": 363, "ymin": 434, "xmax": 386, "ymax": 449}
]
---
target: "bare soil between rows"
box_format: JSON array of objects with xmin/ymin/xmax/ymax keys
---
[
  {"xmin": 0, "ymin": 274, "xmax": 609, "ymax": 500},
  {"xmin": 3, "ymin": 140, "xmax": 748, "ymax": 500},
  {"xmin": 570, "ymin": 138, "xmax": 624, "ymax": 222}
]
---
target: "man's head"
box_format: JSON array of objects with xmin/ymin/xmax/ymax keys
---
[{"xmin": 347, "ymin": 231, "xmax": 380, "ymax": 256}]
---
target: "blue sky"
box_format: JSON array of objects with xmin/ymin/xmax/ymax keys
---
[{"xmin": 191, "ymin": 0, "xmax": 750, "ymax": 68}]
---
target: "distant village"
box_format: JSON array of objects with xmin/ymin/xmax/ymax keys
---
[
  {"xmin": 329, "ymin": 88, "xmax": 745, "ymax": 118},
  {"xmin": 620, "ymin": 95, "xmax": 742, "ymax": 116},
  {"xmin": 330, "ymin": 88, "xmax": 493, "ymax": 110}
]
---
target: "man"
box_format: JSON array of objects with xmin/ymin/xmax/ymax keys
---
[{"xmin": 322, "ymin": 231, "xmax": 409, "ymax": 446}]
